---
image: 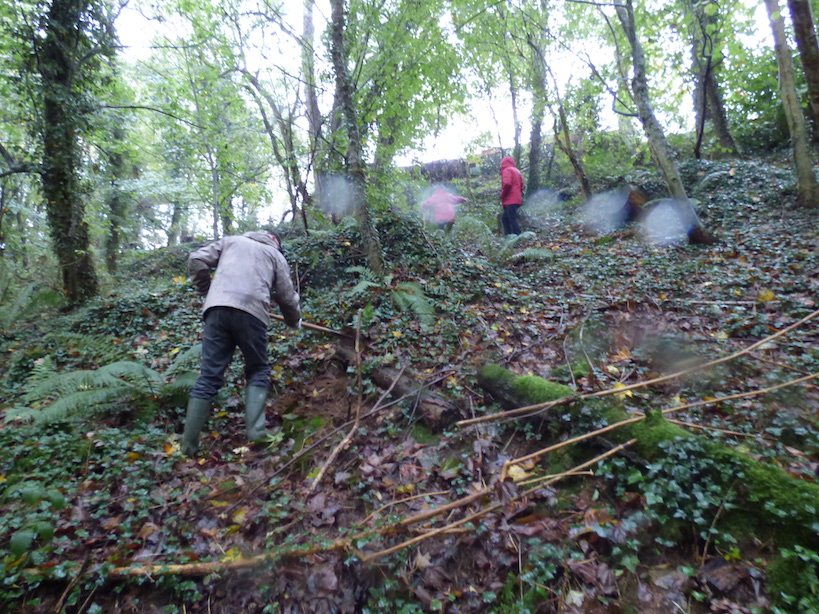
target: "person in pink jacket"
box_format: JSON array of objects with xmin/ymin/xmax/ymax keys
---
[
  {"xmin": 499, "ymin": 156, "xmax": 525, "ymax": 235},
  {"xmin": 422, "ymin": 186, "xmax": 467, "ymax": 231}
]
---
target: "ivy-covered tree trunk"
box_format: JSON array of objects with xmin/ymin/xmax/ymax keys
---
[
  {"xmin": 766, "ymin": 0, "xmax": 819, "ymax": 208},
  {"xmin": 616, "ymin": 0, "xmax": 687, "ymax": 200},
  {"xmin": 786, "ymin": 0, "xmax": 819, "ymax": 140},
  {"xmin": 39, "ymin": 0, "xmax": 99, "ymax": 304},
  {"xmin": 703, "ymin": 72, "xmax": 737, "ymax": 156},
  {"xmin": 0, "ymin": 184, "xmax": 8, "ymax": 258},
  {"xmin": 329, "ymin": 0, "xmax": 384, "ymax": 274}
]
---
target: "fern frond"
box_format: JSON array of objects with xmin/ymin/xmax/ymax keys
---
[
  {"xmin": 453, "ymin": 216, "xmax": 496, "ymax": 256},
  {"xmin": 27, "ymin": 356, "xmax": 57, "ymax": 384},
  {"xmin": 166, "ymin": 372, "xmax": 198, "ymax": 396},
  {"xmin": 345, "ymin": 265, "xmax": 379, "ymax": 281},
  {"xmin": 24, "ymin": 370, "xmax": 100, "ymax": 404},
  {"xmin": 23, "ymin": 360, "xmax": 167, "ymax": 423},
  {"xmin": 504, "ymin": 247, "xmax": 555, "ymax": 263},
  {"xmin": 166, "ymin": 343, "xmax": 202, "ymax": 376},
  {"xmin": 393, "ymin": 282, "xmax": 436, "ymax": 328},
  {"xmin": 495, "ymin": 232, "xmax": 536, "ymax": 262},
  {"xmin": 349, "ymin": 279, "xmax": 381, "ymax": 295},
  {"xmin": 34, "ymin": 386, "xmax": 138, "ymax": 424},
  {"xmin": 97, "ymin": 361, "xmax": 163, "ymax": 386},
  {"xmin": 0, "ymin": 283, "xmax": 34, "ymax": 332},
  {"xmin": 3, "ymin": 406, "xmax": 40, "ymax": 424}
]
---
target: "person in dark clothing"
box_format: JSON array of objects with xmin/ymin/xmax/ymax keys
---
[
  {"xmin": 500, "ymin": 156, "xmax": 525, "ymax": 235},
  {"xmin": 183, "ymin": 230, "xmax": 301, "ymax": 456}
]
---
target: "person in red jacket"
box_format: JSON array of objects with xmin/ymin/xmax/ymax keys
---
[
  {"xmin": 421, "ymin": 186, "xmax": 467, "ymax": 231},
  {"xmin": 499, "ymin": 156, "xmax": 525, "ymax": 235}
]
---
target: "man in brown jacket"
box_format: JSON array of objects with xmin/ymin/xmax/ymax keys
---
[{"xmin": 183, "ymin": 230, "xmax": 301, "ymax": 456}]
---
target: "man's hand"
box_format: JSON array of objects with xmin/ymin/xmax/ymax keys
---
[{"xmin": 297, "ymin": 319, "xmax": 302, "ymax": 329}]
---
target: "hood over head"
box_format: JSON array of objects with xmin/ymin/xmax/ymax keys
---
[
  {"xmin": 500, "ymin": 156, "xmax": 517, "ymax": 170},
  {"xmin": 243, "ymin": 230, "xmax": 280, "ymax": 250}
]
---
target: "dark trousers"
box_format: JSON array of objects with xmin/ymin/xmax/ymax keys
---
[
  {"xmin": 502, "ymin": 204, "xmax": 522, "ymax": 235},
  {"xmin": 190, "ymin": 307, "xmax": 270, "ymax": 399}
]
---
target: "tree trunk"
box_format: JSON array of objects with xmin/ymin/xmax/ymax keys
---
[
  {"xmin": 329, "ymin": 0, "xmax": 384, "ymax": 273},
  {"xmin": 506, "ymin": 62, "xmax": 523, "ymax": 165},
  {"xmin": 0, "ymin": 184, "xmax": 7, "ymax": 258},
  {"xmin": 301, "ymin": 0, "xmax": 321, "ymax": 234},
  {"xmin": 703, "ymin": 70, "xmax": 738, "ymax": 156},
  {"xmin": 766, "ymin": 0, "xmax": 819, "ymax": 208},
  {"xmin": 167, "ymin": 200, "xmax": 185, "ymax": 247},
  {"xmin": 616, "ymin": 0, "xmax": 687, "ymax": 200},
  {"xmin": 105, "ymin": 126, "xmax": 127, "ymax": 274},
  {"xmin": 243, "ymin": 72, "xmax": 313, "ymax": 232},
  {"xmin": 302, "ymin": 0, "xmax": 323, "ymax": 151},
  {"xmin": 553, "ymin": 107, "xmax": 592, "ymax": 201},
  {"xmin": 787, "ymin": 0, "xmax": 819, "ymax": 140},
  {"xmin": 527, "ymin": 104, "xmax": 544, "ymax": 196},
  {"xmin": 526, "ymin": 36, "xmax": 547, "ymax": 196},
  {"xmin": 687, "ymin": 0, "xmax": 738, "ymax": 158},
  {"xmin": 16, "ymin": 211, "xmax": 28, "ymax": 268},
  {"xmin": 39, "ymin": 0, "xmax": 99, "ymax": 304}
]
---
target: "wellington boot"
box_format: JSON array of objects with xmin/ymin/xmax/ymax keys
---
[
  {"xmin": 182, "ymin": 396, "xmax": 213, "ymax": 456},
  {"xmin": 245, "ymin": 386, "xmax": 270, "ymax": 443}
]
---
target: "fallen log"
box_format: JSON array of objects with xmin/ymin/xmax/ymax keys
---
[{"xmin": 477, "ymin": 364, "xmax": 819, "ymax": 549}]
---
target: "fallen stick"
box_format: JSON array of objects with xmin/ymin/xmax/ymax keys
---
[
  {"xmin": 109, "ymin": 537, "xmax": 354, "ymax": 578},
  {"xmin": 359, "ymin": 440, "xmax": 638, "ymax": 563},
  {"xmin": 362, "ymin": 490, "xmax": 451, "ymax": 525}
]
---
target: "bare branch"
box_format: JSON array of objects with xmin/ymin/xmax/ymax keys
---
[{"xmin": 100, "ymin": 105, "xmax": 202, "ymax": 128}]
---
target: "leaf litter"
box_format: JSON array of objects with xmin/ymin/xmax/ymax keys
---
[{"xmin": 0, "ymin": 158, "xmax": 817, "ymax": 612}]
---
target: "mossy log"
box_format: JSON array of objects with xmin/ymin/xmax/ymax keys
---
[{"xmin": 478, "ymin": 364, "xmax": 819, "ymax": 548}]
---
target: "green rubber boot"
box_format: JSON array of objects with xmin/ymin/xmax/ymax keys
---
[
  {"xmin": 245, "ymin": 386, "xmax": 270, "ymax": 443},
  {"xmin": 182, "ymin": 396, "xmax": 213, "ymax": 456}
]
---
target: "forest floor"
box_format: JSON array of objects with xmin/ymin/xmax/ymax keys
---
[{"xmin": 1, "ymin": 154, "xmax": 818, "ymax": 614}]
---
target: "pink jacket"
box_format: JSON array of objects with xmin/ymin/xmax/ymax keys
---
[
  {"xmin": 500, "ymin": 156, "xmax": 525, "ymax": 206},
  {"xmin": 422, "ymin": 187, "xmax": 466, "ymax": 223}
]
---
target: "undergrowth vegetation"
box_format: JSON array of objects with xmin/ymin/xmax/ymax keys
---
[{"xmin": 0, "ymin": 156, "xmax": 817, "ymax": 613}]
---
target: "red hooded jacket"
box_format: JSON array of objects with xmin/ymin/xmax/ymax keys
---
[{"xmin": 500, "ymin": 156, "xmax": 525, "ymax": 207}]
